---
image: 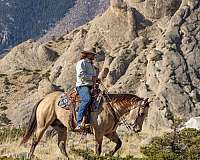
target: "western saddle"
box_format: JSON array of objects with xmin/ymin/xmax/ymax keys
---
[{"xmin": 63, "ymin": 84, "xmax": 101, "ymax": 131}]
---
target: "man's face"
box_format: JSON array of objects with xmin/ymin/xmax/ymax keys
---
[{"xmin": 87, "ymin": 53, "xmax": 95, "ymax": 60}]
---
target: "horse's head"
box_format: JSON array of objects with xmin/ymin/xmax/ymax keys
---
[{"xmin": 130, "ymin": 98, "xmax": 150, "ymax": 133}]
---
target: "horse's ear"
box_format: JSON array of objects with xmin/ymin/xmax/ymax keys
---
[
  {"xmin": 141, "ymin": 98, "xmax": 150, "ymax": 106},
  {"xmin": 144, "ymin": 98, "xmax": 149, "ymax": 105}
]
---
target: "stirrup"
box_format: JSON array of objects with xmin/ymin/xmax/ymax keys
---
[
  {"xmin": 83, "ymin": 123, "xmax": 90, "ymax": 128},
  {"xmin": 74, "ymin": 126, "xmax": 82, "ymax": 132}
]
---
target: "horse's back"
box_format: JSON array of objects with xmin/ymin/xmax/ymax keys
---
[
  {"xmin": 39, "ymin": 91, "xmax": 63, "ymax": 108},
  {"xmin": 46, "ymin": 91, "xmax": 63, "ymax": 98},
  {"xmin": 36, "ymin": 91, "xmax": 63, "ymax": 125}
]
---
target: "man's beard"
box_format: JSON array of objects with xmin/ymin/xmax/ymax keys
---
[{"xmin": 88, "ymin": 57, "xmax": 94, "ymax": 61}]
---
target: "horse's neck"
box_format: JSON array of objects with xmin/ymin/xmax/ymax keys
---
[
  {"xmin": 111, "ymin": 101, "xmax": 135, "ymax": 118},
  {"xmin": 103, "ymin": 94, "xmax": 141, "ymax": 118}
]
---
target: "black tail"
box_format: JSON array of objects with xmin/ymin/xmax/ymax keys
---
[{"xmin": 20, "ymin": 99, "xmax": 43, "ymax": 145}]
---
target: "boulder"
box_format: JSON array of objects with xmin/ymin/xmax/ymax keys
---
[{"xmin": 183, "ymin": 117, "xmax": 200, "ymax": 129}]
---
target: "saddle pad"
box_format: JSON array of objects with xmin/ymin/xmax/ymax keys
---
[{"xmin": 58, "ymin": 94, "xmax": 71, "ymax": 109}]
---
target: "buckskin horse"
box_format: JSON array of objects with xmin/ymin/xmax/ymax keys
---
[{"xmin": 20, "ymin": 91, "xmax": 150, "ymax": 159}]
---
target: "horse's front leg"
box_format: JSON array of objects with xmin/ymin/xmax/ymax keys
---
[
  {"xmin": 105, "ymin": 131, "xmax": 122, "ymax": 156},
  {"xmin": 51, "ymin": 120, "xmax": 69, "ymax": 159}
]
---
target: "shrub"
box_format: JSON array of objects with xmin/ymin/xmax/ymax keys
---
[
  {"xmin": 0, "ymin": 114, "xmax": 11, "ymax": 126},
  {"xmin": 141, "ymin": 128, "xmax": 200, "ymax": 160},
  {"xmin": 0, "ymin": 106, "xmax": 8, "ymax": 111}
]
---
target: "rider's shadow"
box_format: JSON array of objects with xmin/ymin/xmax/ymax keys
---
[{"xmin": 70, "ymin": 147, "xmax": 136, "ymax": 160}]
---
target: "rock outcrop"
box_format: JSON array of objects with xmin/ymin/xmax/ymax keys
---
[
  {"xmin": 0, "ymin": 40, "xmax": 59, "ymax": 73},
  {"xmin": 144, "ymin": 0, "xmax": 182, "ymax": 19},
  {"xmin": 0, "ymin": 0, "xmax": 200, "ymax": 130},
  {"xmin": 182, "ymin": 117, "xmax": 200, "ymax": 129},
  {"xmin": 111, "ymin": 0, "xmax": 127, "ymax": 10}
]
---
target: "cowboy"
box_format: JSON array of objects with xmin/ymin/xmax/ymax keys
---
[{"xmin": 75, "ymin": 48, "xmax": 98, "ymax": 131}]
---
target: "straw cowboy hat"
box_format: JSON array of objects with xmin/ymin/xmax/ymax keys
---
[{"xmin": 81, "ymin": 47, "xmax": 96, "ymax": 55}]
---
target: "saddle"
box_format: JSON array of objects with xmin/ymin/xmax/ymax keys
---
[{"xmin": 58, "ymin": 87, "xmax": 102, "ymax": 132}]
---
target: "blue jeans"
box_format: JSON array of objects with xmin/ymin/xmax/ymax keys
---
[{"xmin": 76, "ymin": 86, "xmax": 92, "ymax": 126}]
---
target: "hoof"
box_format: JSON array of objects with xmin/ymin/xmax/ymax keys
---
[{"xmin": 104, "ymin": 153, "xmax": 112, "ymax": 157}]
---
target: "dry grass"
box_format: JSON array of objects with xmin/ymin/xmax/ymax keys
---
[{"xmin": 0, "ymin": 127, "xmax": 166, "ymax": 160}]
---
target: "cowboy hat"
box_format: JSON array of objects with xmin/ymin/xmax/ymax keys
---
[{"xmin": 81, "ymin": 47, "xmax": 96, "ymax": 55}]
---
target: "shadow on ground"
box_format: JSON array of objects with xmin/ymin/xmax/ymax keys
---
[{"xmin": 71, "ymin": 148, "xmax": 146, "ymax": 160}]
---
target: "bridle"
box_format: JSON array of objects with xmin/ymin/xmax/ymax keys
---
[
  {"xmin": 104, "ymin": 92, "xmax": 149, "ymax": 131},
  {"xmin": 130, "ymin": 99, "xmax": 149, "ymax": 131},
  {"xmin": 100, "ymin": 82, "xmax": 150, "ymax": 132}
]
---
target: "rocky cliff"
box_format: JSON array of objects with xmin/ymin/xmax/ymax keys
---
[{"xmin": 0, "ymin": 0, "xmax": 199, "ymax": 130}]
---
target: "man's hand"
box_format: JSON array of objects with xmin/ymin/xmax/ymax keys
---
[
  {"xmin": 92, "ymin": 76, "xmax": 101, "ymax": 84},
  {"xmin": 96, "ymin": 78, "xmax": 101, "ymax": 84}
]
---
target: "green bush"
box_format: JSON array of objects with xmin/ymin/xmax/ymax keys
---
[
  {"xmin": 0, "ymin": 114, "xmax": 11, "ymax": 126},
  {"xmin": 0, "ymin": 106, "xmax": 8, "ymax": 111},
  {"xmin": 141, "ymin": 128, "xmax": 200, "ymax": 160}
]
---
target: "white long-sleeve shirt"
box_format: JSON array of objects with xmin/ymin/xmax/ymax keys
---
[{"xmin": 76, "ymin": 58, "xmax": 97, "ymax": 87}]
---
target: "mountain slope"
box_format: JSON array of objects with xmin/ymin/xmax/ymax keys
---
[
  {"xmin": 40, "ymin": 0, "xmax": 110, "ymax": 42},
  {"xmin": 0, "ymin": 0, "xmax": 109, "ymax": 54},
  {"xmin": 0, "ymin": 0, "xmax": 75, "ymax": 54}
]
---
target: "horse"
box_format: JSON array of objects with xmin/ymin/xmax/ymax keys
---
[{"xmin": 20, "ymin": 91, "xmax": 150, "ymax": 159}]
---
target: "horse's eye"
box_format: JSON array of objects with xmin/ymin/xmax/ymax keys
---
[{"xmin": 140, "ymin": 106, "xmax": 145, "ymax": 110}]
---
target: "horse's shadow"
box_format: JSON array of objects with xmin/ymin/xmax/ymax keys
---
[{"xmin": 70, "ymin": 148, "xmax": 138, "ymax": 160}]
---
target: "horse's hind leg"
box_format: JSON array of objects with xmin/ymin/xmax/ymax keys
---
[
  {"xmin": 51, "ymin": 120, "xmax": 69, "ymax": 159},
  {"xmin": 105, "ymin": 131, "xmax": 122, "ymax": 156},
  {"xmin": 95, "ymin": 138, "xmax": 103, "ymax": 156},
  {"xmin": 29, "ymin": 127, "xmax": 47, "ymax": 158}
]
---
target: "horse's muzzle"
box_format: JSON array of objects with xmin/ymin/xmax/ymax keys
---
[{"xmin": 132, "ymin": 123, "xmax": 141, "ymax": 133}]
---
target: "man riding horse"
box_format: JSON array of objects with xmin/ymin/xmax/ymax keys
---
[
  {"xmin": 75, "ymin": 48, "xmax": 99, "ymax": 131},
  {"xmin": 20, "ymin": 48, "xmax": 150, "ymax": 159}
]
